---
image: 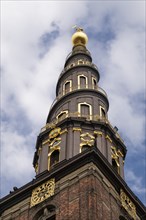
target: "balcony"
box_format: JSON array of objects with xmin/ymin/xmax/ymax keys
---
[
  {"xmin": 41, "ymin": 113, "xmax": 106, "ymax": 132},
  {"xmin": 65, "ymin": 50, "xmax": 91, "ymax": 62},
  {"xmin": 40, "ymin": 113, "xmax": 124, "ymax": 143},
  {"xmin": 60, "ymin": 60, "xmax": 98, "ymax": 77},
  {"xmin": 50, "ymin": 84, "xmax": 108, "ymax": 110}
]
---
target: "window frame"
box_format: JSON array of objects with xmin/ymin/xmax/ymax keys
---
[
  {"xmin": 63, "ymin": 80, "xmax": 72, "ymax": 95},
  {"xmin": 78, "ymin": 102, "xmax": 92, "ymax": 120},
  {"xmin": 78, "ymin": 74, "xmax": 88, "ymax": 89}
]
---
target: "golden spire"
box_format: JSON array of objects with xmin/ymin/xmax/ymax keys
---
[{"xmin": 72, "ymin": 25, "xmax": 88, "ymax": 46}]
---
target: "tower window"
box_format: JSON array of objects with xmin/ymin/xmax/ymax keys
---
[
  {"xmin": 36, "ymin": 205, "xmax": 56, "ymax": 220},
  {"xmin": 92, "ymin": 77, "xmax": 97, "ymax": 89},
  {"xmin": 78, "ymin": 75, "xmax": 88, "ymax": 89},
  {"xmin": 100, "ymin": 106, "xmax": 106, "ymax": 118},
  {"xmin": 70, "ymin": 63, "xmax": 75, "ymax": 68},
  {"xmin": 78, "ymin": 59, "xmax": 84, "ymax": 65},
  {"xmin": 50, "ymin": 150, "xmax": 59, "ymax": 168},
  {"xmin": 81, "ymin": 104, "xmax": 90, "ymax": 116},
  {"xmin": 56, "ymin": 110, "xmax": 68, "ymax": 122},
  {"xmin": 112, "ymin": 159, "xmax": 119, "ymax": 173},
  {"xmin": 78, "ymin": 102, "xmax": 92, "ymax": 120},
  {"xmin": 63, "ymin": 80, "xmax": 72, "ymax": 95},
  {"xmin": 64, "ymin": 81, "xmax": 70, "ymax": 93}
]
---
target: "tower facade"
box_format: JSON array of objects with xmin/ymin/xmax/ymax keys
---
[{"xmin": 1, "ymin": 28, "xmax": 146, "ymax": 220}]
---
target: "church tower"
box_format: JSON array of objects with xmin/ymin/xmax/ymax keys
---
[
  {"xmin": 1, "ymin": 28, "xmax": 146, "ymax": 220},
  {"xmin": 33, "ymin": 27, "xmax": 125, "ymax": 179}
]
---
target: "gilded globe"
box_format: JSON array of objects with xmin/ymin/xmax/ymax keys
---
[{"xmin": 72, "ymin": 30, "xmax": 88, "ymax": 46}]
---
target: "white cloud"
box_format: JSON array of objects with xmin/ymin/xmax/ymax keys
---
[
  {"xmin": 1, "ymin": 0, "xmax": 145, "ymax": 204},
  {"xmin": 1, "ymin": 122, "xmax": 35, "ymax": 195},
  {"xmin": 125, "ymin": 169, "xmax": 146, "ymax": 196},
  {"xmin": 106, "ymin": 29, "xmax": 145, "ymax": 94}
]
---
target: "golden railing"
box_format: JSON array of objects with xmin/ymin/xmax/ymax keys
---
[
  {"xmin": 50, "ymin": 84, "xmax": 108, "ymax": 110},
  {"xmin": 65, "ymin": 50, "xmax": 91, "ymax": 61},
  {"xmin": 41, "ymin": 113, "xmax": 103, "ymax": 132},
  {"xmin": 40, "ymin": 113, "xmax": 124, "ymax": 143},
  {"xmin": 60, "ymin": 60, "xmax": 98, "ymax": 76}
]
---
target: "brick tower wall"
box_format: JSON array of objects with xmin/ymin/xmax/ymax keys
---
[{"xmin": 1, "ymin": 163, "xmax": 128, "ymax": 220}]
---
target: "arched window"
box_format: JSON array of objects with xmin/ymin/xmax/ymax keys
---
[
  {"xmin": 78, "ymin": 102, "xmax": 92, "ymax": 120},
  {"xmin": 81, "ymin": 104, "xmax": 90, "ymax": 116},
  {"xmin": 63, "ymin": 80, "xmax": 72, "ymax": 95},
  {"xmin": 50, "ymin": 150, "xmax": 59, "ymax": 168},
  {"xmin": 78, "ymin": 59, "xmax": 84, "ymax": 65},
  {"xmin": 100, "ymin": 106, "xmax": 106, "ymax": 118},
  {"xmin": 78, "ymin": 75, "xmax": 88, "ymax": 89},
  {"xmin": 112, "ymin": 159, "xmax": 119, "ymax": 173},
  {"xmin": 33, "ymin": 205, "xmax": 56, "ymax": 220},
  {"xmin": 92, "ymin": 77, "xmax": 97, "ymax": 89},
  {"xmin": 70, "ymin": 63, "xmax": 75, "ymax": 68},
  {"xmin": 56, "ymin": 110, "xmax": 68, "ymax": 122},
  {"xmin": 111, "ymin": 146, "xmax": 120, "ymax": 174}
]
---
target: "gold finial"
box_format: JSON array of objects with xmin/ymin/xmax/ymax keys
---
[{"xmin": 72, "ymin": 25, "xmax": 88, "ymax": 46}]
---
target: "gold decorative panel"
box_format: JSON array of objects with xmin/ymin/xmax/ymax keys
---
[
  {"xmin": 94, "ymin": 131, "xmax": 102, "ymax": 136},
  {"xmin": 35, "ymin": 163, "xmax": 38, "ymax": 173},
  {"xmin": 73, "ymin": 127, "xmax": 82, "ymax": 132},
  {"xmin": 120, "ymin": 189, "xmax": 136, "ymax": 219},
  {"xmin": 60, "ymin": 128, "xmax": 68, "ymax": 135},
  {"xmin": 49, "ymin": 127, "xmax": 61, "ymax": 139},
  {"xmin": 106, "ymin": 135, "xmax": 112, "ymax": 143},
  {"xmin": 80, "ymin": 132, "xmax": 95, "ymax": 147},
  {"xmin": 30, "ymin": 179, "xmax": 55, "ymax": 207},
  {"xmin": 50, "ymin": 137, "xmax": 61, "ymax": 148}
]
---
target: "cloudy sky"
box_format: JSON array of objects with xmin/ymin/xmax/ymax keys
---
[{"xmin": 1, "ymin": 0, "xmax": 145, "ymax": 205}]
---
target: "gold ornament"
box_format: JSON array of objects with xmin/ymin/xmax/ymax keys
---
[
  {"xmin": 72, "ymin": 26, "xmax": 88, "ymax": 46},
  {"xmin": 80, "ymin": 132, "xmax": 95, "ymax": 147},
  {"xmin": 120, "ymin": 189, "xmax": 136, "ymax": 219},
  {"xmin": 49, "ymin": 127, "xmax": 61, "ymax": 139}
]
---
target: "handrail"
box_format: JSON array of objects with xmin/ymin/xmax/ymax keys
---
[
  {"xmin": 65, "ymin": 50, "xmax": 91, "ymax": 61},
  {"xmin": 50, "ymin": 85, "xmax": 108, "ymax": 110},
  {"xmin": 41, "ymin": 113, "xmax": 105, "ymax": 132},
  {"xmin": 40, "ymin": 113, "xmax": 124, "ymax": 143},
  {"xmin": 60, "ymin": 60, "xmax": 98, "ymax": 76}
]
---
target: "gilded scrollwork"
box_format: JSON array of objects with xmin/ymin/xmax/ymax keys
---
[
  {"xmin": 111, "ymin": 147, "xmax": 124, "ymax": 164},
  {"xmin": 80, "ymin": 132, "xmax": 95, "ymax": 147},
  {"xmin": 120, "ymin": 189, "xmax": 136, "ymax": 219},
  {"xmin": 49, "ymin": 127, "xmax": 61, "ymax": 139},
  {"xmin": 111, "ymin": 146, "xmax": 120, "ymax": 165},
  {"xmin": 35, "ymin": 163, "xmax": 38, "ymax": 173},
  {"xmin": 42, "ymin": 138, "xmax": 50, "ymax": 145},
  {"xmin": 94, "ymin": 131, "xmax": 102, "ymax": 136},
  {"xmin": 60, "ymin": 128, "xmax": 68, "ymax": 135},
  {"xmin": 73, "ymin": 127, "xmax": 82, "ymax": 132},
  {"xmin": 117, "ymin": 149, "xmax": 124, "ymax": 157},
  {"xmin": 106, "ymin": 135, "xmax": 112, "ymax": 143},
  {"xmin": 49, "ymin": 137, "xmax": 61, "ymax": 149},
  {"xmin": 30, "ymin": 179, "xmax": 55, "ymax": 207}
]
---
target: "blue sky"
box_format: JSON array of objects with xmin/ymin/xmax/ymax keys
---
[{"xmin": 1, "ymin": 0, "xmax": 146, "ymax": 205}]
